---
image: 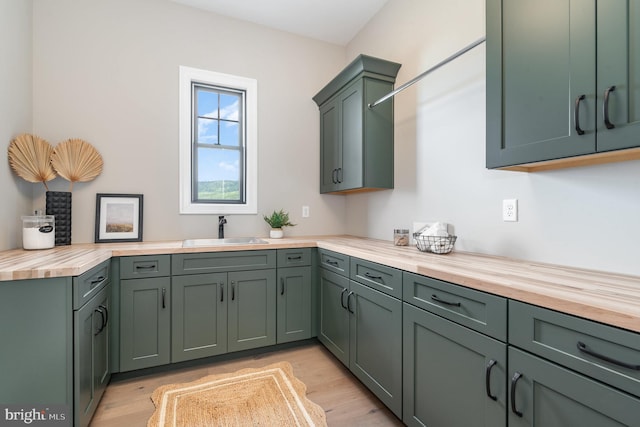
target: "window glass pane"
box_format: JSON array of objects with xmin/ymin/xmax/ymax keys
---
[
  {"xmin": 219, "ymin": 121, "xmax": 240, "ymax": 146},
  {"xmin": 196, "ymin": 147, "xmax": 241, "ymax": 201},
  {"xmin": 220, "ymin": 93, "xmax": 240, "ymax": 121},
  {"xmin": 197, "ymin": 89, "xmax": 218, "ymax": 118},
  {"xmin": 197, "ymin": 118, "xmax": 218, "ymax": 144}
]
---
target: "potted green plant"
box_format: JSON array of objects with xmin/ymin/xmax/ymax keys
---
[{"xmin": 263, "ymin": 209, "xmax": 296, "ymax": 238}]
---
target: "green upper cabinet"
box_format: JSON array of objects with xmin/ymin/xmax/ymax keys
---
[
  {"xmin": 487, "ymin": 0, "xmax": 640, "ymax": 171},
  {"xmin": 597, "ymin": 0, "xmax": 640, "ymax": 152},
  {"xmin": 313, "ymin": 55, "xmax": 401, "ymax": 194}
]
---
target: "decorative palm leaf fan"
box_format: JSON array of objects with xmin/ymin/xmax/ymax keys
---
[
  {"xmin": 7, "ymin": 133, "xmax": 57, "ymax": 190},
  {"xmin": 51, "ymin": 138, "xmax": 104, "ymax": 191}
]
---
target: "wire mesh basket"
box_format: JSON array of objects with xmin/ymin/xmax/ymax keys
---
[{"xmin": 413, "ymin": 233, "xmax": 457, "ymax": 254}]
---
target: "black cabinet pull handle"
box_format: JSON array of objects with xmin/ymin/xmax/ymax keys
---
[
  {"xmin": 135, "ymin": 264, "xmax": 157, "ymax": 270},
  {"xmin": 574, "ymin": 94, "xmax": 586, "ymax": 135},
  {"xmin": 90, "ymin": 276, "xmax": 106, "ymax": 286},
  {"xmin": 231, "ymin": 282, "xmax": 236, "ymax": 301},
  {"xmin": 431, "ymin": 294, "xmax": 461, "ymax": 307},
  {"xmin": 603, "ymin": 86, "xmax": 616, "ymax": 129},
  {"xmin": 364, "ymin": 272, "xmax": 383, "ymax": 280},
  {"xmin": 337, "ymin": 167, "xmax": 343, "ymax": 183},
  {"xmin": 287, "ymin": 255, "xmax": 302, "ymax": 261},
  {"xmin": 340, "ymin": 288, "xmax": 348, "ymax": 309},
  {"xmin": 220, "ymin": 284, "xmax": 224, "ymax": 302},
  {"xmin": 161, "ymin": 287, "xmax": 166, "ymax": 309},
  {"xmin": 510, "ymin": 372, "xmax": 524, "ymax": 417},
  {"xmin": 577, "ymin": 341, "xmax": 640, "ymax": 370},
  {"xmin": 332, "ymin": 169, "xmax": 338, "ymax": 184},
  {"xmin": 280, "ymin": 278, "xmax": 285, "ymax": 295},
  {"xmin": 94, "ymin": 307, "xmax": 106, "ymax": 335},
  {"xmin": 485, "ymin": 359, "xmax": 498, "ymax": 401},
  {"xmin": 325, "ymin": 260, "xmax": 339, "ymax": 267},
  {"xmin": 347, "ymin": 291, "xmax": 355, "ymax": 314},
  {"xmin": 99, "ymin": 304, "xmax": 109, "ymax": 330}
]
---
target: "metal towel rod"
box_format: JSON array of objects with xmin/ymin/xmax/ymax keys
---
[{"xmin": 368, "ymin": 36, "xmax": 486, "ymax": 109}]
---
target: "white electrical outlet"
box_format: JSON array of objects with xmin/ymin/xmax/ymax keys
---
[
  {"xmin": 503, "ymin": 199, "xmax": 518, "ymax": 222},
  {"xmin": 302, "ymin": 206, "xmax": 310, "ymax": 218}
]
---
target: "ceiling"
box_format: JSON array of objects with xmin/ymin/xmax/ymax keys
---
[{"xmin": 171, "ymin": 0, "xmax": 390, "ymax": 45}]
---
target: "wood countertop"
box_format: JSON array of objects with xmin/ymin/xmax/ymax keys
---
[{"xmin": 1, "ymin": 235, "xmax": 638, "ymax": 333}]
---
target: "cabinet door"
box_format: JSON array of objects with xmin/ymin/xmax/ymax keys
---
[
  {"xmin": 0, "ymin": 278, "xmax": 72, "ymax": 405},
  {"xmin": 339, "ymin": 79, "xmax": 364, "ymax": 191},
  {"xmin": 486, "ymin": 0, "xmax": 596, "ymax": 168},
  {"xmin": 75, "ymin": 285, "xmax": 110, "ymax": 427},
  {"xmin": 403, "ymin": 303, "xmax": 507, "ymax": 427},
  {"xmin": 277, "ymin": 266, "xmax": 312, "ymax": 343},
  {"xmin": 508, "ymin": 347, "xmax": 640, "ymax": 426},
  {"xmin": 227, "ymin": 269, "xmax": 276, "ymax": 352},
  {"xmin": 171, "ymin": 273, "xmax": 227, "ymax": 362},
  {"xmin": 318, "ymin": 268, "xmax": 350, "ymax": 366},
  {"xmin": 349, "ymin": 281, "xmax": 402, "ymax": 418},
  {"xmin": 120, "ymin": 277, "xmax": 170, "ymax": 371},
  {"xmin": 320, "ymin": 99, "xmax": 340, "ymax": 193},
  {"xmin": 93, "ymin": 288, "xmax": 110, "ymax": 406},
  {"xmin": 596, "ymin": 0, "xmax": 640, "ymax": 151}
]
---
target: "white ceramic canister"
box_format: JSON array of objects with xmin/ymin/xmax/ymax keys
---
[{"xmin": 22, "ymin": 214, "xmax": 55, "ymax": 250}]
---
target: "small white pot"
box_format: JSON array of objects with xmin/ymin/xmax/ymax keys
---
[{"xmin": 270, "ymin": 228, "xmax": 284, "ymax": 239}]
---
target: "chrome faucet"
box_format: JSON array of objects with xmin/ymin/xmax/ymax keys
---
[{"xmin": 218, "ymin": 216, "xmax": 227, "ymax": 239}]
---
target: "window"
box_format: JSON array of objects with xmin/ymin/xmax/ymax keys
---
[{"xmin": 179, "ymin": 66, "xmax": 257, "ymax": 214}]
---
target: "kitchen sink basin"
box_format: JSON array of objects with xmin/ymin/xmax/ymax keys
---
[{"xmin": 182, "ymin": 237, "xmax": 269, "ymax": 247}]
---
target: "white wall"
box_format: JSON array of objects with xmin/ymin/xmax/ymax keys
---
[
  {"xmin": 11, "ymin": 0, "xmax": 640, "ymax": 276},
  {"xmin": 31, "ymin": 0, "xmax": 347, "ymax": 243},
  {"xmin": 0, "ymin": 0, "xmax": 33, "ymax": 250},
  {"xmin": 345, "ymin": 0, "xmax": 640, "ymax": 276}
]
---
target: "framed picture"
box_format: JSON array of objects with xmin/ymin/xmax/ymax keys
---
[{"xmin": 95, "ymin": 193, "xmax": 143, "ymax": 243}]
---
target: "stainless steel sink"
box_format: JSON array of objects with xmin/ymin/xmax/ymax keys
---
[{"xmin": 182, "ymin": 237, "xmax": 269, "ymax": 247}]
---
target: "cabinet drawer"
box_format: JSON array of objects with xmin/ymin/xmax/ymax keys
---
[
  {"xmin": 403, "ymin": 272, "xmax": 507, "ymax": 341},
  {"xmin": 172, "ymin": 250, "xmax": 276, "ymax": 275},
  {"xmin": 509, "ymin": 300, "xmax": 640, "ymax": 398},
  {"xmin": 120, "ymin": 255, "xmax": 170, "ymax": 279},
  {"xmin": 73, "ymin": 259, "xmax": 111, "ymax": 310},
  {"xmin": 277, "ymin": 248, "xmax": 311, "ymax": 267},
  {"xmin": 350, "ymin": 257, "xmax": 402, "ymax": 299},
  {"xmin": 318, "ymin": 248, "xmax": 349, "ymax": 276}
]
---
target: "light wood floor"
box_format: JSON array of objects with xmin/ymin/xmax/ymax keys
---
[{"xmin": 90, "ymin": 341, "xmax": 404, "ymax": 426}]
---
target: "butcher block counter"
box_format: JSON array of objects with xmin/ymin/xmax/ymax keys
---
[{"xmin": 1, "ymin": 235, "xmax": 638, "ymax": 333}]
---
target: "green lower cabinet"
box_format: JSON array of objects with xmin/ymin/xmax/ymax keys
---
[
  {"xmin": 318, "ymin": 268, "xmax": 402, "ymax": 418},
  {"xmin": 508, "ymin": 347, "xmax": 640, "ymax": 426},
  {"xmin": 172, "ymin": 269, "xmax": 276, "ymax": 360},
  {"xmin": 349, "ymin": 281, "xmax": 402, "ymax": 418},
  {"xmin": 403, "ymin": 303, "xmax": 507, "ymax": 427},
  {"xmin": 0, "ymin": 278, "xmax": 73, "ymax": 405},
  {"xmin": 120, "ymin": 277, "xmax": 171, "ymax": 371},
  {"xmin": 318, "ymin": 268, "xmax": 351, "ymax": 365},
  {"xmin": 74, "ymin": 284, "xmax": 111, "ymax": 427},
  {"xmin": 227, "ymin": 269, "xmax": 276, "ymax": 352},
  {"xmin": 171, "ymin": 273, "xmax": 227, "ymax": 362},
  {"xmin": 277, "ymin": 266, "xmax": 312, "ymax": 343}
]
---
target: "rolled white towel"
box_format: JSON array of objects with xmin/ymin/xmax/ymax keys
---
[
  {"xmin": 421, "ymin": 222, "xmax": 449, "ymax": 237},
  {"xmin": 430, "ymin": 236, "xmax": 450, "ymax": 254}
]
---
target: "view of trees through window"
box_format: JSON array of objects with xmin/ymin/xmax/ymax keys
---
[{"xmin": 193, "ymin": 84, "xmax": 245, "ymax": 203}]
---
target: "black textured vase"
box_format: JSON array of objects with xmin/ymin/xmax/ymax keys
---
[{"xmin": 46, "ymin": 191, "xmax": 72, "ymax": 246}]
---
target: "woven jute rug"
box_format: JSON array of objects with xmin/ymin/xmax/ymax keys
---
[{"xmin": 147, "ymin": 361, "xmax": 327, "ymax": 427}]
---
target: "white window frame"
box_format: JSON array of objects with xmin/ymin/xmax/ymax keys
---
[{"xmin": 179, "ymin": 66, "xmax": 258, "ymax": 214}]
